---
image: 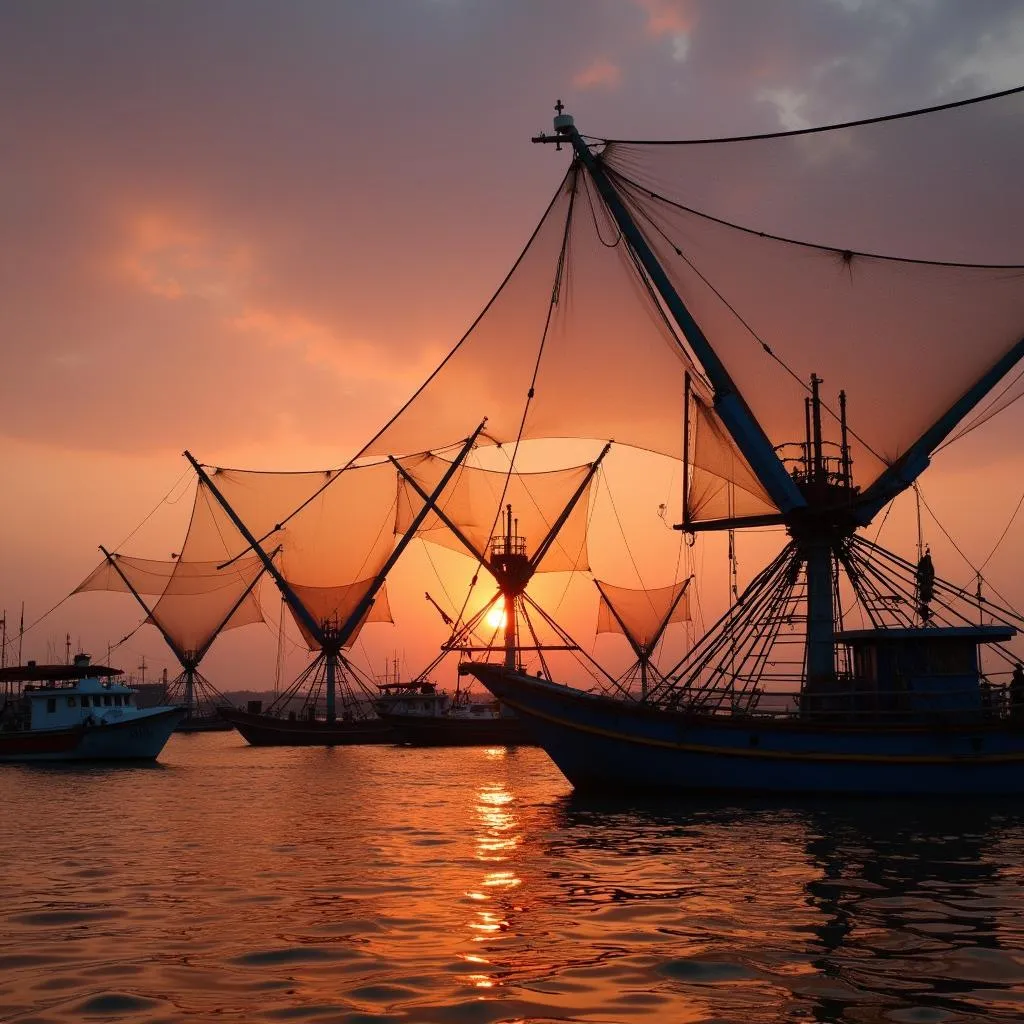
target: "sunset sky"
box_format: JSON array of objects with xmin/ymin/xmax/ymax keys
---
[{"xmin": 2, "ymin": 0, "xmax": 1023, "ymax": 691}]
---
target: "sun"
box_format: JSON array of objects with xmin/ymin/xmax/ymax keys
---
[{"xmin": 485, "ymin": 601, "xmax": 507, "ymax": 631}]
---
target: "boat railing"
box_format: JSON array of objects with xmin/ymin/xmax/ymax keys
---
[
  {"xmin": 671, "ymin": 682, "xmax": 1020, "ymax": 722},
  {"xmin": 490, "ymin": 534, "xmax": 527, "ymax": 558}
]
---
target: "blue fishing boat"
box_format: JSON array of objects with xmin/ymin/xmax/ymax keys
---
[{"xmin": 449, "ymin": 93, "xmax": 1024, "ymax": 795}]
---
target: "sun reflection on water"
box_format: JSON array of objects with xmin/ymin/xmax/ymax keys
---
[{"xmin": 460, "ymin": 762, "xmax": 524, "ymax": 991}]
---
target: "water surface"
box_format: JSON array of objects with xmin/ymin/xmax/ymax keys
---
[{"xmin": 2, "ymin": 733, "xmax": 1024, "ymax": 1022}]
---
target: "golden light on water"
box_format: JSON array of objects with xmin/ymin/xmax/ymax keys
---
[{"xmin": 460, "ymin": 777, "xmax": 524, "ymax": 991}]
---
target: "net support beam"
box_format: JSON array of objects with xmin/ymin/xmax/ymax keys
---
[
  {"xmin": 530, "ymin": 442, "xmax": 611, "ymax": 569},
  {"xmin": 855, "ymin": 334, "xmax": 1024, "ymax": 523},
  {"xmin": 337, "ymin": 421, "xmax": 486, "ymax": 653},
  {"xmin": 98, "ymin": 545, "xmax": 187, "ymax": 667},
  {"xmin": 535, "ymin": 109, "xmax": 805, "ymax": 516},
  {"xmin": 183, "ymin": 453, "xmax": 328, "ymax": 649}
]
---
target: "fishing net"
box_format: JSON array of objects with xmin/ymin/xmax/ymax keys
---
[
  {"xmin": 360, "ymin": 88, "xmax": 1024, "ymax": 528},
  {"xmin": 288, "ymin": 579, "xmax": 392, "ymax": 650},
  {"xmin": 74, "ymin": 553, "xmax": 264, "ymax": 658},
  {"xmin": 595, "ymin": 579, "xmax": 691, "ymax": 650},
  {"xmin": 140, "ymin": 461, "xmax": 403, "ymax": 651},
  {"xmin": 395, "ymin": 453, "xmax": 594, "ymax": 572}
]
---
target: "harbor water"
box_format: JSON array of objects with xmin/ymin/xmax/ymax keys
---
[{"xmin": 2, "ymin": 733, "xmax": 1024, "ymax": 1023}]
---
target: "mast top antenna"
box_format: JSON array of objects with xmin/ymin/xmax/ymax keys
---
[
  {"xmin": 553, "ymin": 98, "xmax": 574, "ymax": 134},
  {"xmin": 532, "ymin": 99, "xmax": 575, "ymax": 147}
]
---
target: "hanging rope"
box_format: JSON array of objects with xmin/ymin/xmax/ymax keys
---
[
  {"xmin": 978, "ymin": 486, "xmax": 1024, "ymax": 575},
  {"xmin": 610, "ymin": 168, "xmax": 889, "ymax": 466}
]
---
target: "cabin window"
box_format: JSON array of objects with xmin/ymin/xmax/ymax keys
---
[
  {"xmin": 103, "ymin": 695, "xmax": 112, "ymax": 707},
  {"xmin": 67, "ymin": 696, "xmax": 76, "ymax": 707},
  {"xmin": 113, "ymin": 695, "xmax": 122, "ymax": 706},
  {"xmin": 46, "ymin": 698, "xmax": 56, "ymax": 713},
  {"xmin": 124, "ymin": 695, "xmax": 132, "ymax": 705},
  {"xmin": 81, "ymin": 695, "xmax": 90, "ymax": 708}
]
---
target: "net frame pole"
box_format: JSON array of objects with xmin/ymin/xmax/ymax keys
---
[
  {"xmin": 189, "ymin": 552, "xmax": 276, "ymax": 667},
  {"xmin": 529, "ymin": 442, "xmax": 612, "ymax": 569},
  {"xmin": 335, "ymin": 421, "xmax": 487, "ymax": 652},
  {"xmin": 534, "ymin": 113, "xmax": 805, "ymax": 516},
  {"xmin": 594, "ymin": 581, "xmax": 645, "ymax": 663},
  {"xmin": 97, "ymin": 546, "xmax": 187, "ymax": 667},
  {"xmin": 652, "ymin": 576, "xmax": 693, "ymax": 653},
  {"xmin": 391, "ymin": 459, "xmax": 487, "ymax": 562},
  {"xmin": 855, "ymin": 334, "xmax": 1024, "ymax": 523},
  {"xmin": 183, "ymin": 453, "xmax": 329, "ymax": 649}
]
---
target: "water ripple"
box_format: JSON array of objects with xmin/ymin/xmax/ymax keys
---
[{"xmin": 3, "ymin": 737, "xmax": 1024, "ymax": 1021}]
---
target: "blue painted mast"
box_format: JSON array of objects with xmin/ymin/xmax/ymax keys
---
[
  {"xmin": 534, "ymin": 104, "xmax": 838, "ymax": 688},
  {"xmin": 534, "ymin": 105, "xmax": 805, "ymax": 518},
  {"xmin": 183, "ymin": 422, "xmax": 483, "ymax": 722},
  {"xmin": 854, "ymin": 335, "xmax": 1024, "ymax": 524},
  {"xmin": 534, "ymin": 101, "xmax": 1024, "ymax": 695}
]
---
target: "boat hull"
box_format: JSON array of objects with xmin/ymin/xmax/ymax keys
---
[
  {"xmin": 376, "ymin": 710, "xmax": 536, "ymax": 747},
  {"xmin": 469, "ymin": 666, "xmax": 1024, "ymax": 796},
  {"xmin": 0, "ymin": 707, "xmax": 185, "ymax": 763},
  {"xmin": 218, "ymin": 707, "xmax": 395, "ymax": 746},
  {"xmin": 175, "ymin": 713, "xmax": 234, "ymax": 734}
]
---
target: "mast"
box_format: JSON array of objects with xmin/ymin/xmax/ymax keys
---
[
  {"xmin": 504, "ymin": 505, "xmax": 517, "ymax": 671},
  {"xmin": 682, "ymin": 373, "xmax": 691, "ymax": 529},
  {"xmin": 810, "ymin": 374, "xmax": 824, "ymax": 482},
  {"xmin": 534, "ymin": 104, "xmax": 805, "ymax": 517},
  {"xmin": 839, "ymin": 389, "xmax": 852, "ymax": 489}
]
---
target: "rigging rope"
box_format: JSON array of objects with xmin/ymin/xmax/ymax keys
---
[
  {"xmin": 609, "ymin": 167, "xmax": 890, "ymax": 465},
  {"xmin": 937, "ymin": 361, "xmax": 1024, "ymax": 453},
  {"xmin": 599, "ymin": 84, "xmax": 1024, "ymax": 146},
  {"xmin": 915, "ymin": 484, "xmax": 1022, "ymax": 618},
  {"xmin": 110, "ymin": 466, "xmax": 194, "ymax": 554},
  {"xmin": 606, "ymin": 165, "xmax": 1024, "ymax": 270},
  {"xmin": 978, "ymin": 486, "xmax": 1024, "ymax": 575}
]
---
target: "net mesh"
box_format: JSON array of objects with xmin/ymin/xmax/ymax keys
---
[
  {"xmin": 596, "ymin": 579, "xmax": 691, "ymax": 650},
  {"xmin": 687, "ymin": 391, "xmax": 776, "ymax": 522},
  {"xmin": 359, "ymin": 90, "xmax": 1024, "ymax": 527},
  {"xmin": 603, "ymin": 88, "xmax": 1024, "ymax": 486},
  {"xmin": 74, "ymin": 553, "xmax": 264, "ymax": 658},
  {"xmin": 395, "ymin": 453, "xmax": 594, "ymax": 572},
  {"xmin": 287, "ymin": 579, "xmax": 393, "ymax": 650},
  {"xmin": 179, "ymin": 463, "xmax": 400, "ymax": 648}
]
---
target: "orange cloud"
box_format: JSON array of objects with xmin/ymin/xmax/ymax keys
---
[
  {"xmin": 227, "ymin": 306, "xmax": 444, "ymax": 389},
  {"xmin": 634, "ymin": 0, "xmax": 697, "ymax": 37},
  {"xmin": 572, "ymin": 58, "xmax": 622, "ymax": 90},
  {"xmin": 118, "ymin": 212, "xmax": 252, "ymax": 304}
]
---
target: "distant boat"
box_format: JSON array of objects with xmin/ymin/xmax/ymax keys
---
[
  {"xmin": 0, "ymin": 654, "xmax": 184, "ymax": 762},
  {"xmin": 216, "ymin": 700, "xmax": 394, "ymax": 746},
  {"xmin": 373, "ymin": 679, "xmax": 535, "ymax": 747}
]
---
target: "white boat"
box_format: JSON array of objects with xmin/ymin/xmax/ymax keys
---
[{"xmin": 0, "ymin": 654, "xmax": 185, "ymax": 762}]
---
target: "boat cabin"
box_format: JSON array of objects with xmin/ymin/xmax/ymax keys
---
[
  {"xmin": 0, "ymin": 654, "xmax": 137, "ymax": 732},
  {"xmin": 374, "ymin": 680, "xmax": 452, "ymax": 718},
  {"xmin": 817, "ymin": 625, "xmax": 1017, "ymax": 719}
]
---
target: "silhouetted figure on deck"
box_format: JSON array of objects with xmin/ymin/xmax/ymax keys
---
[{"xmin": 1010, "ymin": 664, "xmax": 1024, "ymax": 718}]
